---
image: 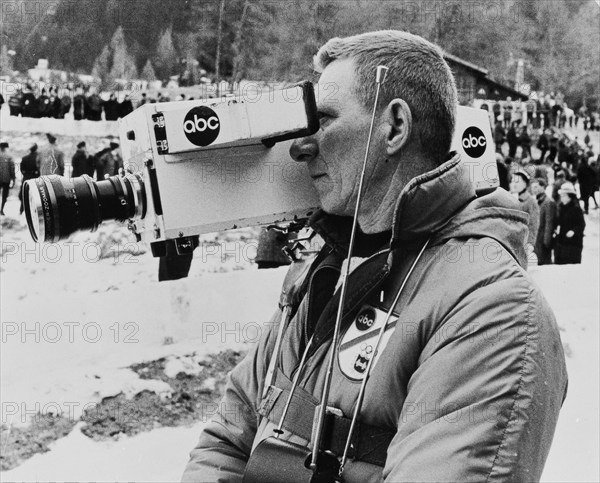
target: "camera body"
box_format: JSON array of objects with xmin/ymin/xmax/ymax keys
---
[
  {"xmin": 118, "ymin": 83, "xmax": 322, "ymax": 255},
  {"xmin": 119, "ymin": 94, "xmax": 498, "ymax": 255},
  {"xmin": 23, "ymin": 82, "xmax": 498, "ymax": 255}
]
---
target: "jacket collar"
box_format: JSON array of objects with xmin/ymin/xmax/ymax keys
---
[{"xmin": 308, "ymin": 153, "xmax": 475, "ymax": 254}]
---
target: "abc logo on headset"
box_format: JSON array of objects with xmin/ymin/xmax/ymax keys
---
[
  {"xmin": 461, "ymin": 126, "xmax": 487, "ymax": 158},
  {"xmin": 183, "ymin": 106, "xmax": 220, "ymax": 146}
]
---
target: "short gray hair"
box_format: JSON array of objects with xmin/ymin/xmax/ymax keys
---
[{"xmin": 314, "ymin": 30, "xmax": 457, "ymax": 165}]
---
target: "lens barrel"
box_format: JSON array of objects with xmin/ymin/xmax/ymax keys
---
[{"xmin": 23, "ymin": 173, "xmax": 146, "ymax": 242}]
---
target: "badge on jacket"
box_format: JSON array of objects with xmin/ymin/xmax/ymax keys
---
[{"xmin": 337, "ymin": 304, "xmax": 398, "ymax": 381}]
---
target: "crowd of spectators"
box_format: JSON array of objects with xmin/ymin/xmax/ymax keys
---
[
  {"xmin": 0, "ymin": 134, "xmax": 124, "ymax": 215},
  {"xmin": 1, "ymin": 84, "xmax": 204, "ymax": 122},
  {"xmin": 480, "ymin": 93, "xmax": 599, "ymax": 133},
  {"xmin": 495, "ymin": 123, "xmax": 598, "ymax": 265}
]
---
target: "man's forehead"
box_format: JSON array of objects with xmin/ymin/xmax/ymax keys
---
[{"xmin": 314, "ymin": 58, "xmax": 357, "ymax": 108}]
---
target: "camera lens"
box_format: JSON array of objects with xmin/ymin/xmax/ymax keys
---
[{"xmin": 23, "ymin": 173, "xmax": 146, "ymax": 242}]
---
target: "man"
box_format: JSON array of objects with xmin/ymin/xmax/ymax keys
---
[
  {"xmin": 531, "ymin": 178, "xmax": 556, "ymax": 265},
  {"xmin": 183, "ymin": 31, "xmax": 567, "ymax": 482},
  {"xmin": 506, "ymin": 121, "xmax": 519, "ymax": 158},
  {"xmin": 97, "ymin": 142, "xmax": 122, "ymax": 179},
  {"xmin": 19, "ymin": 143, "xmax": 40, "ymax": 214},
  {"xmin": 493, "ymin": 120, "xmax": 505, "ymax": 154},
  {"xmin": 86, "ymin": 87, "xmax": 103, "ymax": 121},
  {"xmin": 552, "ymin": 170, "xmax": 567, "ymax": 203},
  {"xmin": 21, "ymin": 84, "xmax": 38, "ymax": 118},
  {"xmin": 537, "ymin": 128, "xmax": 550, "ymax": 163},
  {"xmin": 103, "ymin": 93, "xmax": 119, "ymax": 121},
  {"xmin": 39, "ymin": 133, "xmax": 65, "ymax": 176},
  {"xmin": 577, "ymin": 156, "xmax": 597, "ymax": 214},
  {"xmin": 8, "ymin": 88, "xmax": 23, "ymax": 117},
  {"xmin": 0, "ymin": 142, "xmax": 16, "ymax": 215},
  {"xmin": 510, "ymin": 169, "xmax": 539, "ymax": 263},
  {"xmin": 73, "ymin": 86, "xmax": 86, "ymax": 120},
  {"xmin": 71, "ymin": 141, "xmax": 91, "ymax": 178}
]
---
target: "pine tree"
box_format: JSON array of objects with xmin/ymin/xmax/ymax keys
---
[
  {"xmin": 109, "ymin": 26, "xmax": 139, "ymax": 80},
  {"xmin": 141, "ymin": 59, "xmax": 157, "ymax": 81},
  {"xmin": 155, "ymin": 26, "xmax": 178, "ymax": 81},
  {"xmin": 0, "ymin": 45, "xmax": 13, "ymax": 76},
  {"xmin": 91, "ymin": 44, "xmax": 112, "ymax": 87}
]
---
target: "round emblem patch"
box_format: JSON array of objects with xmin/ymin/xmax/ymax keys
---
[{"xmin": 337, "ymin": 304, "xmax": 398, "ymax": 381}]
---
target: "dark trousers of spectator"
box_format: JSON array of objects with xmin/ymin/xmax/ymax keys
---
[
  {"xmin": 535, "ymin": 245, "xmax": 552, "ymax": 265},
  {"xmin": 0, "ymin": 183, "xmax": 10, "ymax": 214},
  {"xmin": 9, "ymin": 106, "xmax": 21, "ymax": 117},
  {"xmin": 539, "ymin": 148, "xmax": 548, "ymax": 163},
  {"xmin": 581, "ymin": 191, "xmax": 599, "ymax": 214},
  {"xmin": 508, "ymin": 143, "xmax": 518, "ymax": 158},
  {"xmin": 522, "ymin": 146, "xmax": 532, "ymax": 159}
]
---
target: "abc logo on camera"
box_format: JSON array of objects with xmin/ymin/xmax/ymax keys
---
[
  {"xmin": 183, "ymin": 106, "xmax": 220, "ymax": 146},
  {"xmin": 461, "ymin": 126, "xmax": 487, "ymax": 158}
]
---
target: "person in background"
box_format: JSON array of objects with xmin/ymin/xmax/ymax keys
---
[
  {"xmin": 71, "ymin": 141, "xmax": 90, "ymax": 178},
  {"xmin": 86, "ymin": 87, "xmax": 103, "ymax": 121},
  {"xmin": 21, "ymin": 84, "xmax": 38, "ymax": 118},
  {"xmin": 0, "ymin": 142, "xmax": 16, "ymax": 216},
  {"xmin": 37, "ymin": 88, "xmax": 51, "ymax": 117},
  {"xmin": 510, "ymin": 170, "xmax": 539, "ymax": 257},
  {"xmin": 19, "ymin": 144, "xmax": 40, "ymax": 214},
  {"xmin": 531, "ymin": 177, "xmax": 556, "ymax": 265},
  {"xmin": 59, "ymin": 92, "xmax": 71, "ymax": 119},
  {"xmin": 8, "ymin": 87, "xmax": 23, "ymax": 117},
  {"xmin": 504, "ymin": 96, "xmax": 513, "ymax": 129},
  {"xmin": 493, "ymin": 120, "xmax": 505, "ymax": 153},
  {"xmin": 520, "ymin": 124, "xmax": 532, "ymax": 159},
  {"xmin": 507, "ymin": 121, "xmax": 519, "ymax": 158},
  {"xmin": 98, "ymin": 142, "xmax": 122, "ymax": 179},
  {"xmin": 39, "ymin": 133, "xmax": 65, "ymax": 176},
  {"xmin": 104, "ymin": 93, "xmax": 119, "ymax": 121},
  {"xmin": 537, "ymin": 129, "xmax": 549, "ymax": 163},
  {"xmin": 577, "ymin": 156, "xmax": 598, "ymax": 214},
  {"xmin": 590, "ymin": 159, "xmax": 600, "ymax": 209},
  {"xmin": 552, "ymin": 170, "xmax": 567, "ymax": 203},
  {"xmin": 496, "ymin": 152, "xmax": 510, "ymax": 191},
  {"xmin": 73, "ymin": 86, "xmax": 86, "ymax": 120},
  {"xmin": 554, "ymin": 182, "xmax": 585, "ymax": 264},
  {"xmin": 118, "ymin": 95, "xmax": 134, "ymax": 119}
]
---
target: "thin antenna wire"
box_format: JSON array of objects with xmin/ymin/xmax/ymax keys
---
[{"xmin": 310, "ymin": 65, "xmax": 388, "ymax": 472}]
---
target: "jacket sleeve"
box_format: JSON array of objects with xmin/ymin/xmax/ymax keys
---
[
  {"xmin": 528, "ymin": 199, "xmax": 540, "ymax": 246},
  {"xmin": 383, "ymin": 276, "xmax": 568, "ymax": 482},
  {"xmin": 181, "ymin": 309, "xmax": 280, "ymax": 483}
]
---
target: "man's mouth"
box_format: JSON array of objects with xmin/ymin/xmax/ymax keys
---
[{"xmin": 310, "ymin": 173, "xmax": 327, "ymax": 180}]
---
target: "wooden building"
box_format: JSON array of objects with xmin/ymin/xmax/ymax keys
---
[{"xmin": 443, "ymin": 52, "xmax": 528, "ymax": 105}]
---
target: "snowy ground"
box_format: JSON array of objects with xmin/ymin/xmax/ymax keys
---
[{"xmin": 0, "ymin": 134, "xmax": 599, "ymax": 480}]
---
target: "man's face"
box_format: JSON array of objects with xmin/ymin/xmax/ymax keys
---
[
  {"xmin": 510, "ymin": 175, "xmax": 527, "ymax": 194},
  {"xmin": 290, "ymin": 59, "xmax": 385, "ymax": 216}
]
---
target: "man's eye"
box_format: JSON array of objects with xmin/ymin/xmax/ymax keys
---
[{"xmin": 318, "ymin": 112, "xmax": 333, "ymax": 127}]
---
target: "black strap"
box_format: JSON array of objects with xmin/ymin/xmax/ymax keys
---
[{"xmin": 259, "ymin": 369, "xmax": 395, "ymax": 467}]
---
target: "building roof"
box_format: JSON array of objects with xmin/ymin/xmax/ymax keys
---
[{"xmin": 442, "ymin": 51, "xmax": 488, "ymax": 76}]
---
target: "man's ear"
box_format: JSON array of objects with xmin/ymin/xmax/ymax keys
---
[{"xmin": 384, "ymin": 98, "xmax": 412, "ymax": 156}]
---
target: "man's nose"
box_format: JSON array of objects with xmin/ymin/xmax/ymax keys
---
[{"xmin": 290, "ymin": 137, "xmax": 319, "ymax": 163}]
